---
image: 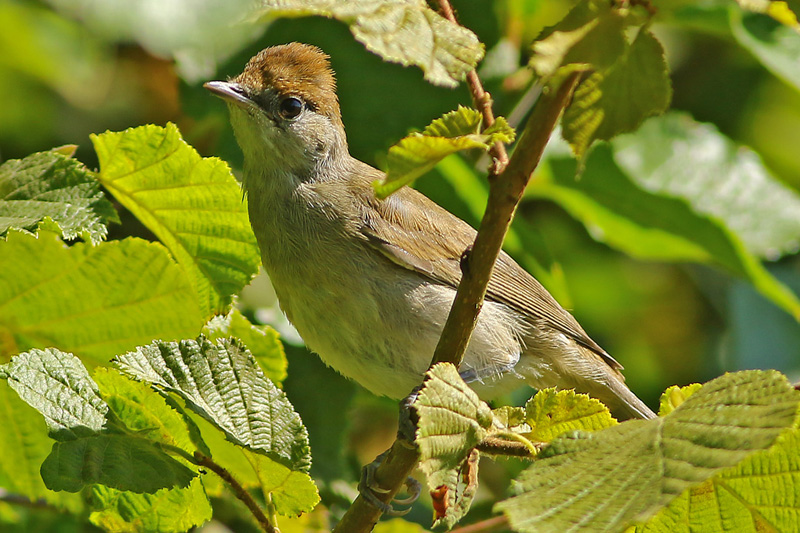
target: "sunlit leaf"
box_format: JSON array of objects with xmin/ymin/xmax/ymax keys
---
[
  {"xmin": 3, "ymin": 348, "xmax": 107, "ymax": 439},
  {"xmin": 562, "ymin": 30, "xmax": 671, "ymax": 158},
  {"xmin": 115, "ymin": 336, "xmax": 311, "ymax": 472},
  {"xmin": 0, "ymin": 149, "xmax": 117, "ymax": 244},
  {"xmin": 375, "ymin": 107, "xmax": 514, "ymax": 197},
  {"xmin": 92, "ymin": 123, "xmax": 260, "ymax": 317},
  {"xmin": 496, "ymin": 370, "xmax": 799, "ymax": 533},
  {"xmin": 657, "ymin": 383, "xmax": 703, "ymax": 417},
  {"xmin": 635, "ymin": 420, "xmax": 800, "ymax": 532},
  {"xmin": 252, "ymin": 0, "xmax": 484, "ymax": 88},
  {"xmin": 523, "ymin": 388, "xmax": 617, "ymax": 442},
  {"xmin": 414, "ymin": 363, "xmax": 493, "ymax": 529},
  {"xmin": 0, "ymin": 230, "xmax": 204, "ymax": 365},
  {"xmin": 89, "ymin": 479, "xmax": 212, "ymax": 533},
  {"xmin": 204, "ymin": 308, "xmax": 287, "ymax": 385},
  {"xmin": 613, "ymin": 112, "xmax": 800, "ymax": 260}
]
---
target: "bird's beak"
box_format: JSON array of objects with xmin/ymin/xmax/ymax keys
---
[{"xmin": 204, "ymin": 81, "xmax": 253, "ymax": 109}]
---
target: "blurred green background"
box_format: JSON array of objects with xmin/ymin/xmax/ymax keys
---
[{"xmin": 2, "ymin": 0, "xmax": 799, "ymax": 529}]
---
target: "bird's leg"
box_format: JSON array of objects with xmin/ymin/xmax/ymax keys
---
[{"xmin": 357, "ymin": 387, "xmax": 422, "ymax": 515}]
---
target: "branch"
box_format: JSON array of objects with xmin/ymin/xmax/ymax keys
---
[
  {"xmin": 331, "ymin": 439, "xmax": 421, "ymax": 533},
  {"xmin": 193, "ymin": 451, "xmax": 275, "ymax": 533},
  {"xmin": 335, "ymin": 6, "xmax": 581, "ymax": 528},
  {"xmin": 476, "ymin": 435, "xmax": 546, "ymax": 458},
  {"xmin": 437, "ymin": 0, "xmax": 509, "ymax": 174},
  {"xmin": 450, "ymin": 516, "xmax": 511, "ymax": 533},
  {"xmin": 334, "ymin": 72, "xmax": 581, "ymax": 533},
  {"xmin": 430, "ymin": 71, "xmax": 582, "ymax": 369}
]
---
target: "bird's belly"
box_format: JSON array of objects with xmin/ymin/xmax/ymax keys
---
[{"xmin": 267, "ymin": 256, "xmax": 525, "ymax": 399}]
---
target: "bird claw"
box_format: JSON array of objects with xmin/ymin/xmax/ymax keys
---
[{"xmin": 358, "ymin": 452, "xmax": 421, "ymax": 517}]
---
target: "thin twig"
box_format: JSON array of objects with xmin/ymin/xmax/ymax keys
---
[
  {"xmin": 476, "ymin": 435, "xmax": 546, "ymax": 458},
  {"xmin": 194, "ymin": 451, "xmax": 275, "ymax": 533},
  {"xmin": 430, "ymin": 71, "xmax": 582, "ymax": 370},
  {"xmin": 0, "ymin": 489, "xmax": 61, "ymax": 511},
  {"xmin": 437, "ymin": 0, "xmax": 509, "ymax": 173},
  {"xmin": 450, "ymin": 515, "xmax": 512, "ymax": 533}
]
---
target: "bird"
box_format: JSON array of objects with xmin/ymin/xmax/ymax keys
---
[{"xmin": 205, "ymin": 42, "xmax": 655, "ymax": 420}]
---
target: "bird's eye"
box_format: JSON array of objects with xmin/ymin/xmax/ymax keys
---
[{"xmin": 279, "ymin": 96, "xmax": 303, "ymax": 119}]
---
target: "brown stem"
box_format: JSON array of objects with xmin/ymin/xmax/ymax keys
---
[
  {"xmin": 450, "ymin": 516, "xmax": 512, "ymax": 533},
  {"xmin": 476, "ymin": 436, "xmax": 545, "ymax": 458},
  {"xmin": 436, "ymin": 0, "xmax": 509, "ymax": 173},
  {"xmin": 430, "ymin": 71, "xmax": 582, "ymax": 369},
  {"xmin": 194, "ymin": 451, "xmax": 275, "ymax": 533}
]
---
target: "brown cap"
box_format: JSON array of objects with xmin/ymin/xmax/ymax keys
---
[{"xmin": 234, "ymin": 43, "xmax": 340, "ymax": 120}]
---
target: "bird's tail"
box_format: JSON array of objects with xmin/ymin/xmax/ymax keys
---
[{"xmin": 609, "ymin": 385, "xmax": 657, "ymax": 420}]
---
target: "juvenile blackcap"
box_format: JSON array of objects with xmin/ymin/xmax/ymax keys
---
[{"xmin": 205, "ymin": 43, "xmax": 656, "ymax": 420}]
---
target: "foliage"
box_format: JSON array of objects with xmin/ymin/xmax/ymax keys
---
[
  {"xmin": 1, "ymin": 0, "xmax": 799, "ymax": 532},
  {"xmin": 92, "ymin": 123, "xmax": 261, "ymax": 317},
  {"xmin": 375, "ymin": 106, "xmax": 515, "ymax": 197},
  {"xmin": 252, "ymin": 0, "xmax": 485, "ymax": 88},
  {"xmin": 0, "ymin": 147, "xmax": 118, "ymax": 244}
]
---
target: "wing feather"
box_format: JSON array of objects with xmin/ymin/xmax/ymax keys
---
[{"xmin": 347, "ymin": 160, "xmax": 623, "ymax": 372}]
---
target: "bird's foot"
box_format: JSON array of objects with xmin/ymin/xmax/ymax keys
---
[{"xmin": 358, "ymin": 451, "xmax": 421, "ymax": 516}]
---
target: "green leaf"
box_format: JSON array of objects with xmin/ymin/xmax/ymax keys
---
[
  {"xmin": 415, "ymin": 363, "xmax": 493, "ymax": 477},
  {"xmin": 414, "ymin": 363, "xmax": 494, "ymax": 529},
  {"xmin": 0, "ymin": 382, "xmax": 84, "ymax": 512},
  {"xmin": 252, "ymin": 0, "xmax": 484, "ymax": 88},
  {"xmin": 0, "ymin": 230, "xmax": 204, "ymax": 365},
  {"xmin": 534, "ymin": 145, "xmax": 800, "ymax": 319},
  {"xmin": 44, "ymin": 0, "xmax": 262, "ymax": 82},
  {"xmin": 89, "ymin": 478, "xmax": 212, "ymax": 533},
  {"xmin": 563, "ymin": 30, "xmax": 672, "ymax": 158},
  {"xmin": 492, "ymin": 405, "xmax": 527, "ymax": 428},
  {"xmin": 92, "ymin": 123, "xmax": 260, "ymax": 317},
  {"xmin": 657, "ymin": 383, "xmax": 703, "ymax": 417},
  {"xmin": 114, "ymin": 335, "xmax": 311, "ymax": 472},
  {"xmin": 3, "ymin": 348, "xmax": 107, "ymax": 439},
  {"xmin": 529, "ymin": 4, "xmax": 627, "ymax": 78},
  {"xmin": 730, "ymin": 8, "xmax": 800, "ymax": 92},
  {"xmin": 188, "ymin": 409, "xmax": 319, "ymax": 515},
  {"xmin": 636, "ymin": 420, "xmax": 800, "ymax": 532},
  {"xmin": 204, "ymin": 308, "xmax": 287, "ymax": 385},
  {"xmin": 662, "ymin": 4, "xmax": 800, "ymax": 92},
  {"xmin": 93, "ymin": 368, "xmax": 200, "ymax": 459},
  {"xmin": 375, "ymin": 106, "xmax": 515, "ymax": 197},
  {"xmin": 523, "ymin": 388, "xmax": 617, "ymax": 442},
  {"xmin": 41, "ymin": 434, "xmax": 195, "ymax": 493},
  {"xmin": 612, "ymin": 112, "xmax": 800, "ymax": 260},
  {"xmin": 0, "ymin": 150, "xmax": 118, "ymax": 244},
  {"xmin": 496, "ymin": 370, "xmax": 800, "ymax": 533},
  {"xmin": 3, "ymin": 348, "xmax": 196, "ymax": 494},
  {"xmin": 243, "ymin": 448, "xmax": 319, "ymax": 515}
]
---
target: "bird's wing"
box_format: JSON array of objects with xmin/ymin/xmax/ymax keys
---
[{"xmin": 350, "ymin": 163, "xmax": 623, "ymax": 372}]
